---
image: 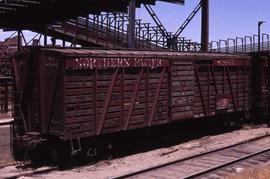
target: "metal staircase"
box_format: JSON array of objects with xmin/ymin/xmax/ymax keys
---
[
  {"xmin": 39, "ymin": 10, "xmax": 200, "ymax": 51},
  {"xmin": 44, "ymin": 13, "xmax": 165, "ymax": 49}
]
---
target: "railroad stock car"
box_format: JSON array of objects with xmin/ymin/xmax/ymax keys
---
[{"xmin": 10, "ymin": 47, "xmax": 269, "ymax": 161}]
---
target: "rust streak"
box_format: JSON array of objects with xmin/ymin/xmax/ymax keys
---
[{"xmin": 70, "ymin": 74, "xmax": 88, "ymax": 128}]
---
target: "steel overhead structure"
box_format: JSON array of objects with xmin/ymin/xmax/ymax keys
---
[
  {"xmin": 0, "ymin": 0, "xmax": 184, "ymax": 29},
  {"xmin": 174, "ymin": 0, "xmax": 203, "ymax": 38},
  {"xmin": 144, "ymin": 1, "xmax": 203, "ymax": 50},
  {"xmin": 143, "ymin": 4, "xmax": 170, "ymax": 38},
  {"xmin": 144, "ymin": 0, "xmax": 209, "ymax": 51}
]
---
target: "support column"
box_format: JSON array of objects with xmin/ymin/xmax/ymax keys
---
[
  {"xmin": 128, "ymin": 0, "xmax": 136, "ymax": 48},
  {"xmin": 17, "ymin": 30, "xmax": 21, "ymax": 51},
  {"xmin": 44, "ymin": 30, "xmax": 47, "ymax": 46},
  {"xmin": 201, "ymin": 0, "xmax": 209, "ymax": 51}
]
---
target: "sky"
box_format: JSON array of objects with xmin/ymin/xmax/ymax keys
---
[
  {"xmin": 137, "ymin": 0, "xmax": 270, "ymax": 42},
  {"xmin": 0, "ymin": 0, "xmax": 270, "ymax": 43}
]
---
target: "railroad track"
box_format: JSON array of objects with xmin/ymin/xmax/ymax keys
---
[
  {"xmin": 3, "ymin": 166, "xmax": 58, "ymax": 179},
  {"xmin": 116, "ymin": 135, "xmax": 270, "ymax": 179},
  {"xmin": 2, "ymin": 134, "xmax": 270, "ymax": 179}
]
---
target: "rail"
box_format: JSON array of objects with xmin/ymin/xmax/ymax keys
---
[{"xmin": 115, "ymin": 134, "xmax": 270, "ymax": 179}]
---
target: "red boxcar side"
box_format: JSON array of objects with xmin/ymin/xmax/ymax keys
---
[{"xmin": 12, "ymin": 48, "xmax": 252, "ymax": 142}]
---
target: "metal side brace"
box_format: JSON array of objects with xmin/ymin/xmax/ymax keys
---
[{"xmin": 70, "ymin": 137, "xmax": 82, "ymax": 156}]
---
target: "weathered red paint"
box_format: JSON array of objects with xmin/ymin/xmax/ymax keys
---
[
  {"xmin": 12, "ymin": 48, "xmax": 258, "ymax": 142},
  {"xmin": 124, "ymin": 68, "xmax": 144, "ymax": 130}
]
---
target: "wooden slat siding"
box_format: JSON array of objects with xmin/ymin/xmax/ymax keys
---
[
  {"xmin": 63, "ymin": 59, "xmax": 251, "ymax": 139},
  {"xmin": 66, "ymin": 82, "xmax": 93, "ymax": 89},
  {"xmin": 124, "ymin": 68, "xmax": 144, "ymax": 130},
  {"xmin": 148, "ymin": 68, "xmax": 167, "ymax": 126},
  {"xmin": 29, "ymin": 65, "xmax": 40, "ymax": 130},
  {"xmin": 66, "ymin": 67, "xmax": 168, "ymax": 134},
  {"xmin": 248, "ymin": 66, "xmax": 252, "ymax": 109},
  {"xmin": 167, "ymin": 62, "xmax": 172, "ymax": 123},
  {"xmin": 64, "ymin": 73, "xmax": 94, "ymax": 137},
  {"xmin": 65, "ymin": 70, "xmax": 128, "ymax": 137},
  {"xmin": 66, "ymin": 109, "xmax": 94, "ymax": 117},
  {"xmin": 39, "ymin": 56, "xmax": 46, "ymax": 133},
  {"xmin": 207, "ymin": 67, "xmax": 210, "ymax": 114},
  {"xmin": 48, "ymin": 61, "xmax": 64, "ymax": 135},
  {"xmin": 65, "ymin": 115, "xmax": 95, "ymax": 124},
  {"xmin": 193, "ymin": 60, "xmax": 252, "ymax": 117},
  {"xmin": 261, "ymin": 59, "xmax": 269, "ymax": 114},
  {"xmin": 120, "ymin": 69, "xmax": 125, "ymax": 130},
  {"xmin": 23, "ymin": 56, "xmax": 37, "ymax": 133},
  {"xmin": 211, "ymin": 66, "xmax": 218, "ymax": 95},
  {"xmin": 97, "ymin": 68, "xmax": 119, "ymax": 135},
  {"xmin": 65, "ymin": 88, "xmax": 93, "ymax": 96},
  {"xmin": 14, "ymin": 48, "xmax": 252, "ymax": 140},
  {"xmin": 95, "ymin": 96, "xmax": 168, "ymax": 112},
  {"xmin": 65, "ymin": 123, "xmax": 94, "ymax": 138},
  {"xmin": 263, "ymin": 60, "xmax": 269, "ymax": 91},
  {"xmin": 195, "ymin": 67, "xmax": 215, "ymax": 116},
  {"xmin": 226, "ymin": 67, "xmax": 236, "ymax": 111},
  {"xmin": 125, "ymin": 68, "xmax": 167, "ymax": 129},
  {"xmin": 266, "ymin": 60, "xmax": 270, "ymax": 110},
  {"xmin": 243, "ymin": 66, "xmax": 247, "ymax": 109},
  {"xmin": 222, "ymin": 66, "xmax": 225, "ymax": 93},
  {"xmin": 171, "ymin": 60, "xmax": 194, "ymax": 121},
  {"xmin": 96, "ymin": 85, "xmax": 164, "ymax": 92},
  {"xmin": 145, "ymin": 68, "xmax": 149, "ymax": 127},
  {"xmin": 194, "ymin": 67, "xmax": 207, "ymax": 116}
]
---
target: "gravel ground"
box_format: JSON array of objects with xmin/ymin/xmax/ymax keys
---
[
  {"xmin": 1, "ymin": 125, "xmax": 270, "ymax": 179},
  {"xmin": 0, "ymin": 125, "xmax": 15, "ymax": 167},
  {"xmin": 226, "ymin": 161, "xmax": 270, "ymax": 179}
]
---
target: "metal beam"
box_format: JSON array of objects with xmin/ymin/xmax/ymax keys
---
[
  {"xmin": 174, "ymin": 0, "xmax": 202, "ymax": 38},
  {"xmin": 144, "ymin": 4, "xmax": 170, "ymax": 38},
  {"xmin": 128, "ymin": 0, "xmax": 136, "ymax": 48},
  {"xmin": 201, "ymin": 0, "xmax": 209, "ymax": 51}
]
